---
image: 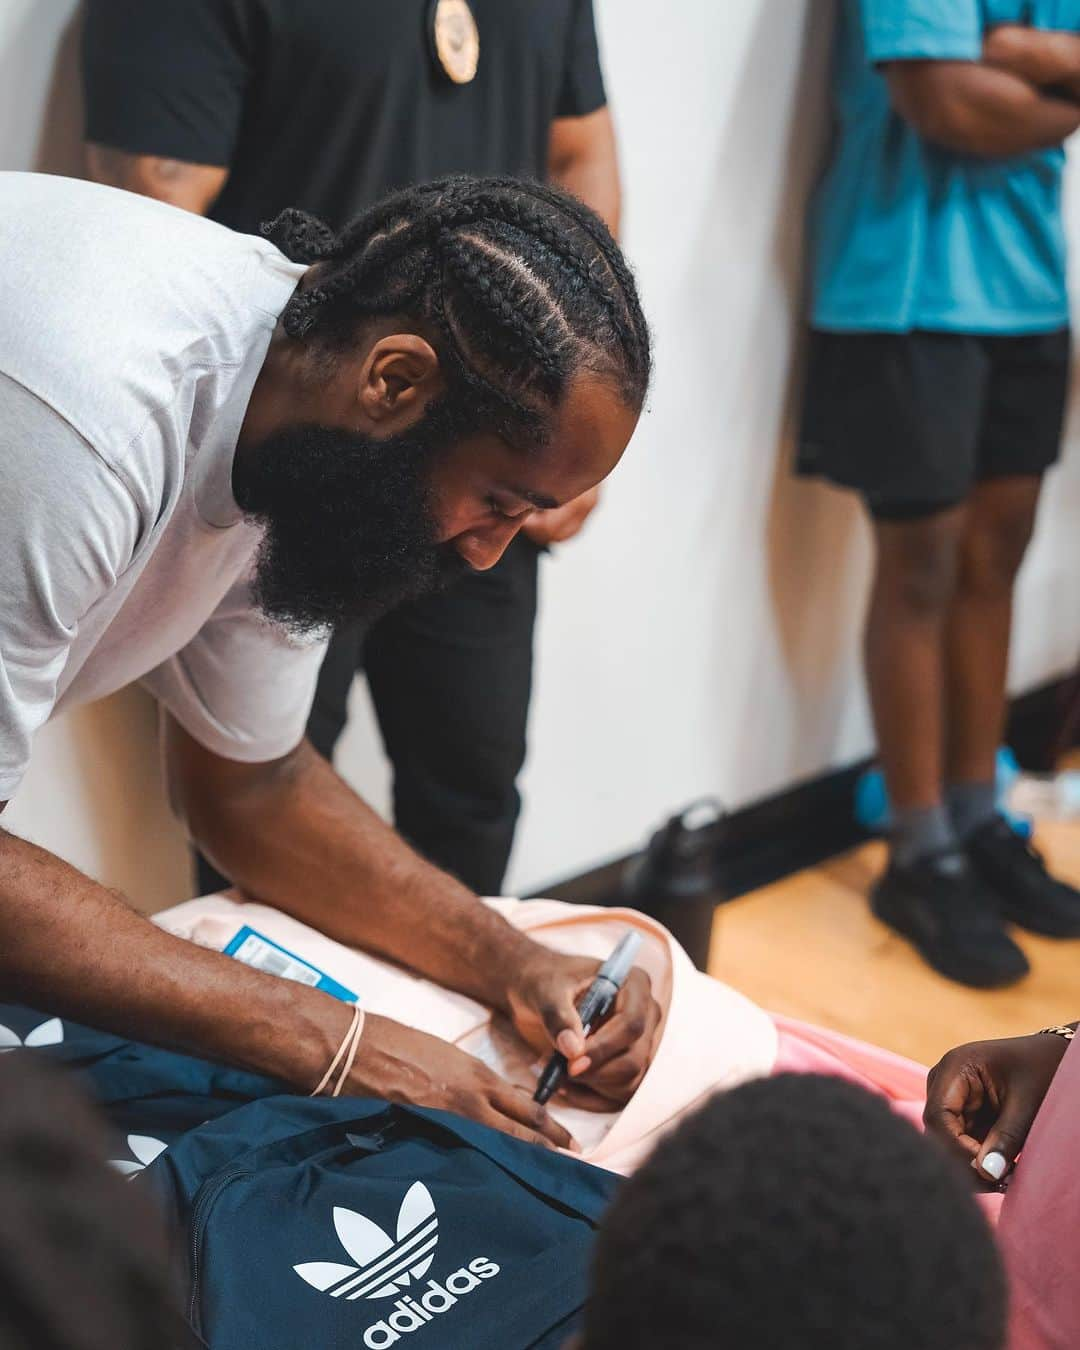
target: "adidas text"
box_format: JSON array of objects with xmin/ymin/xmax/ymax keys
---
[{"xmin": 361, "ymin": 1262, "xmax": 501, "ymax": 1348}]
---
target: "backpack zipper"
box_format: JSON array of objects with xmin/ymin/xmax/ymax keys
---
[{"xmin": 188, "ymin": 1168, "xmax": 253, "ymax": 1331}]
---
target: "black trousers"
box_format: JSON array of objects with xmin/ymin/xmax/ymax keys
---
[{"xmin": 195, "ymin": 535, "xmax": 539, "ymax": 899}]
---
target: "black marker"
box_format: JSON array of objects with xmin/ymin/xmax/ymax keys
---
[{"xmin": 533, "ymin": 931, "xmax": 643, "ymax": 1106}]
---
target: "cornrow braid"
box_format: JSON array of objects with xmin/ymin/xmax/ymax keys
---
[
  {"xmin": 442, "ymin": 175, "xmax": 651, "ymax": 382},
  {"xmin": 262, "ymin": 175, "xmax": 651, "ymax": 440},
  {"xmin": 438, "ymin": 229, "xmax": 565, "ymax": 397},
  {"xmin": 500, "ymin": 177, "xmax": 651, "ymax": 383}
]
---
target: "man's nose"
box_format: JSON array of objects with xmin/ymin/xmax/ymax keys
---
[{"xmin": 452, "ymin": 517, "xmax": 524, "ymax": 571}]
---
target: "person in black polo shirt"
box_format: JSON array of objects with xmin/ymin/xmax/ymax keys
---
[{"xmin": 82, "ymin": 0, "xmax": 619, "ymax": 896}]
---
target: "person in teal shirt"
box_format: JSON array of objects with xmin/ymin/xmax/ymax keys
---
[{"xmin": 800, "ymin": 0, "xmax": 1080, "ymax": 986}]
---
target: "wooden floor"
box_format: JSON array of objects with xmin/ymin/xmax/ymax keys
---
[{"xmin": 706, "ymin": 821, "xmax": 1080, "ymax": 1068}]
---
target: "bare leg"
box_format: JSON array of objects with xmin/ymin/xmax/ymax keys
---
[
  {"xmin": 947, "ymin": 475, "xmax": 1080, "ymax": 943},
  {"xmin": 865, "ymin": 505, "xmax": 968, "ymax": 813},
  {"xmin": 945, "ymin": 475, "xmax": 1041, "ymax": 786},
  {"xmin": 865, "ymin": 503, "xmax": 1030, "ymax": 987}
]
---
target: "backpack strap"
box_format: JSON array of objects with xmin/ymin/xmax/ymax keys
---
[{"xmin": 401, "ymin": 1106, "xmax": 619, "ymax": 1225}]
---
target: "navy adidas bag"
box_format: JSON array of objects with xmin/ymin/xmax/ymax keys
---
[
  {"xmin": 0, "ymin": 1001, "xmax": 127, "ymax": 1065},
  {"xmin": 0, "ymin": 1001, "xmax": 281, "ymax": 1171},
  {"xmin": 150, "ymin": 1096, "xmax": 621, "ymax": 1350},
  {"xmin": 0, "ymin": 1004, "xmax": 621, "ymax": 1347}
]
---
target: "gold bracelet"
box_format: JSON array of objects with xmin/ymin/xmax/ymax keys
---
[{"xmin": 1038, "ymin": 1025, "xmax": 1076, "ymax": 1042}]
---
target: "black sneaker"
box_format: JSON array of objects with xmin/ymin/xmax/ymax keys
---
[
  {"xmin": 966, "ymin": 815, "xmax": 1080, "ymax": 938},
  {"xmin": 871, "ymin": 850, "xmax": 1030, "ymax": 987}
]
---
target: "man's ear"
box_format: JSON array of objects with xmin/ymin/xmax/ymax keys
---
[
  {"xmin": 560, "ymin": 1335, "xmax": 584, "ymax": 1350},
  {"xmin": 357, "ymin": 333, "xmax": 443, "ymax": 428}
]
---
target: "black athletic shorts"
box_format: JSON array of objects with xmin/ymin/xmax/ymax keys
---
[{"xmin": 797, "ymin": 328, "xmax": 1071, "ymax": 518}]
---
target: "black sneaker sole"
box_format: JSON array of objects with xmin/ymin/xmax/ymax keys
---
[{"xmin": 871, "ymin": 881, "xmax": 1030, "ymax": 989}]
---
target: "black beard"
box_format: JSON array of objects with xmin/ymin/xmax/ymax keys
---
[{"xmin": 233, "ymin": 417, "xmax": 472, "ymax": 637}]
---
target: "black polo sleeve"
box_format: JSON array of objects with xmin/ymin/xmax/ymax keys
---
[
  {"xmin": 556, "ymin": 0, "xmax": 608, "ymax": 118},
  {"xmin": 82, "ymin": 0, "xmax": 252, "ymax": 167}
]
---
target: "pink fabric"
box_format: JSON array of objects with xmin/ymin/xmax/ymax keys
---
[
  {"xmin": 157, "ymin": 895, "xmax": 780, "ymax": 1173},
  {"xmin": 156, "ymin": 894, "xmax": 1003, "ymax": 1229},
  {"xmin": 773, "ymin": 1016, "xmax": 929, "ymax": 1130},
  {"xmin": 997, "ymin": 1037, "xmax": 1080, "ymax": 1350}
]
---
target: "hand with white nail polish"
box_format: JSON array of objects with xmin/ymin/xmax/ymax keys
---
[
  {"xmin": 925, "ymin": 1030, "xmax": 1074, "ymax": 1183},
  {"xmin": 979, "ymin": 1150, "xmax": 1008, "ymax": 1182}
]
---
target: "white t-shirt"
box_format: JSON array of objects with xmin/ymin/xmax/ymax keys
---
[{"xmin": 0, "ymin": 173, "xmax": 324, "ymax": 800}]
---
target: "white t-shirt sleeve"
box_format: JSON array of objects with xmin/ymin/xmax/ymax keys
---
[
  {"xmin": 0, "ymin": 377, "xmax": 140, "ymax": 799},
  {"xmin": 141, "ymin": 576, "xmax": 327, "ymax": 764}
]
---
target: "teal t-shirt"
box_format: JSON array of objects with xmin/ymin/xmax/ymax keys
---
[{"xmin": 810, "ymin": 0, "xmax": 1076, "ymax": 334}]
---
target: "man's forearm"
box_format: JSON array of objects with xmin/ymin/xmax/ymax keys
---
[
  {"xmin": 0, "ymin": 827, "xmax": 346, "ymax": 1087},
  {"xmin": 983, "ymin": 25, "xmax": 1080, "ymax": 95},
  {"xmin": 888, "ymin": 61, "xmax": 1080, "ymax": 155},
  {"xmin": 176, "ymin": 736, "xmax": 538, "ymax": 1011}
]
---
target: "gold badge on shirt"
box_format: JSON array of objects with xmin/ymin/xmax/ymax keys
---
[{"xmin": 429, "ymin": 0, "xmax": 480, "ymax": 84}]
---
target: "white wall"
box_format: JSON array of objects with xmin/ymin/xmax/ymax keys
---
[{"xmin": 5, "ymin": 0, "xmax": 1080, "ymax": 904}]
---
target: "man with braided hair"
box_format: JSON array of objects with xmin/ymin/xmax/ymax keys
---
[
  {"xmin": 0, "ymin": 168, "xmax": 656, "ymax": 1145},
  {"xmin": 83, "ymin": 0, "xmax": 623, "ymax": 898}
]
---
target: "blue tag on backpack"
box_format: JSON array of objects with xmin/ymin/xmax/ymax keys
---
[{"xmin": 223, "ymin": 927, "xmax": 357, "ymax": 1003}]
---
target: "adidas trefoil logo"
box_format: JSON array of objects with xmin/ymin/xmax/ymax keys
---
[
  {"xmin": 294, "ymin": 1182, "xmax": 501, "ymax": 1348},
  {"xmin": 295, "ymin": 1182, "xmax": 440, "ymax": 1300},
  {"xmin": 109, "ymin": 1134, "xmax": 168, "ymax": 1177},
  {"xmin": 0, "ymin": 1018, "xmax": 63, "ymax": 1052}
]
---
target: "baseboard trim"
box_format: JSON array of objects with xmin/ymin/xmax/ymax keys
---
[{"xmin": 529, "ymin": 676, "xmax": 1076, "ymax": 907}]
